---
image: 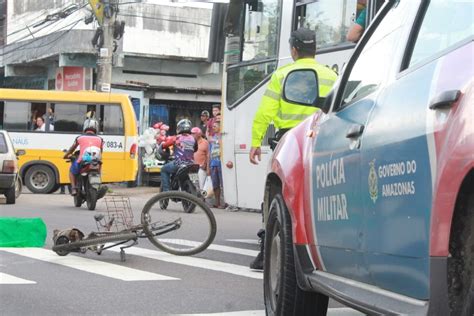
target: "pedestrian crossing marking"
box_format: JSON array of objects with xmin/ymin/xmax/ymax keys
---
[
  {"xmin": 176, "ymin": 308, "xmax": 365, "ymax": 315},
  {"xmin": 226, "ymin": 239, "xmax": 259, "ymax": 245},
  {"xmin": 0, "ymin": 272, "xmax": 36, "ymax": 284},
  {"xmin": 0, "ymin": 248, "xmax": 178, "ymax": 282},
  {"xmin": 107, "ymin": 246, "xmax": 263, "ymax": 280},
  {"xmin": 161, "ymin": 239, "xmax": 259, "ymax": 257}
]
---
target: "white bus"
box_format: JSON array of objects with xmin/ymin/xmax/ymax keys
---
[{"xmin": 221, "ymin": 0, "xmax": 384, "ymax": 209}]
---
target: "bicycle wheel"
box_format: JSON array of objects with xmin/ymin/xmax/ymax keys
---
[
  {"xmin": 52, "ymin": 232, "xmax": 137, "ymax": 254},
  {"xmin": 141, "ymin": 191, "xmax": 216, "ymax": 256}
]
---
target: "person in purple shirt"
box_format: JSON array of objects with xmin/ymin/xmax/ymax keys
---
[{"xmin": 160, "ymin": 119, "xmax": 196, "ymax": 192}]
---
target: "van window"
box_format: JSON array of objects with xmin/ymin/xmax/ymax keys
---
[{"xmin": 409, "ymin": 0, "xmax": 474, "ymax": 67}]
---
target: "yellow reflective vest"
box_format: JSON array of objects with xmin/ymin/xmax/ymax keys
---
[{"xmin": 251, "ymin": 58, "xmax": 337, "ymax": 147}]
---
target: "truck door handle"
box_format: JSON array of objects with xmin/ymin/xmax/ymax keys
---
[
  {"xmin": 346, "ymin": 124, "xmax": 364, "ymax": 138},
  {"xmin": 429, "ymin": 90, "xmax": 461, "ymax": 110}
]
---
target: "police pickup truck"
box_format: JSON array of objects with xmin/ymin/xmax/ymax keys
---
[{"xmin": 262, "ymin": 0, "xmax": 473, "ymax": 315}]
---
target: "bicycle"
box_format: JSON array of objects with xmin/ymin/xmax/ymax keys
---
[{"xmin": 52, "ymin": 191, "xmax": 217, "ymax": 261}]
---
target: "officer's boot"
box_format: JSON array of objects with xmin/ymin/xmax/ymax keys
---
[{"xmin": 250, "ymin": 229, "xmax": 265, "ymax": 270}]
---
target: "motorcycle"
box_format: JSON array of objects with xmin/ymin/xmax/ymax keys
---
[
  {"xmin": 156, "ymin": 144, "xmax": 203, "ymax": 213},
  {"xmin": 66, "ymin": 152, "xmax": 107, "ymax": 211}
]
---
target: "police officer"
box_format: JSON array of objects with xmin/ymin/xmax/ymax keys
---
[{"xmin": 248, "ymin": 27, "xmax": 337, "ymax": 270}]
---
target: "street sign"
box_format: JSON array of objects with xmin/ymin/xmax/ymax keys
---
[{"xmin": 88, "ymin": 0, "xmax": 104, "ymax": 25}]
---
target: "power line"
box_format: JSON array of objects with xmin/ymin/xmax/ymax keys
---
[
  {"xmin": 3, "ymin": 0, "xmax": 87, "ymax": 39},
  {"xmin": 1, "ymin": 18, "xmax": 83, "ymax": 59},
  {"xmin": 118, "ymin": 12, "xmax": 211, "ymax": 27},
  {"xmin": 1, "ymin": 2, "xmax": 88, "ymax": 56}
]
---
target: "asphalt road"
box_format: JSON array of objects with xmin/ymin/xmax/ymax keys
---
[{"xmin": 0, "ymin": 187, "xmax": 364, "ymax": 316}]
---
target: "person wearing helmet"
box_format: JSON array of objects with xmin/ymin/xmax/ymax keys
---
[
  {"xmin": 63, "ymin": 118, "xmax": 104, "ymax": 196},
  {"xmin": 248, "ymin": 28, "xmax": 338, "ymax": 270},
  {"xmin": 160, "ymin": 118, "xmax": 197, "ymax": 192}
]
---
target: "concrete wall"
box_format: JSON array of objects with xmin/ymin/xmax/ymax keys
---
[{"xmin": 119, "ymin": 2, "xmax": 212, "ymax": 59}]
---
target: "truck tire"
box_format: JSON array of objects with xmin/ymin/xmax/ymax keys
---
[
  {"xmin": 449, "ymin": 193, "xmax": 474, "ymax": 315},
  {"xmin": 264, "ymin": 194, "xmax": 328, "ymax": 316},
  {"xmin": 24, "ymin": 165, "xmax": 56, "ymax": 194}
]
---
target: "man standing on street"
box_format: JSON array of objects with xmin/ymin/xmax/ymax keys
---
[
  {"xmin": 207, "ymin": 104, "xmax": 221, "ymax": 138},
  {"xmin": 248, "ymin": 27, "xmax": 338, "ymax": 270},
  {"xmin": 199, "ymin": 110, "xmax": 210, "ymax": 136}
]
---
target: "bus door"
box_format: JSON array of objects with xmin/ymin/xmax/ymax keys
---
[{"xmin": 98, "ymin": 104, "xmax": 127, "ymax": 183}]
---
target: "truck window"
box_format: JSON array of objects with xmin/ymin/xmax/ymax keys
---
[
  {"xmin": 408, "ymin": 0, "xmax": 474, "ymax": 68},
  {"xmin": 340, "ymin": 1, "xmax": 408, "ymax": 108}
]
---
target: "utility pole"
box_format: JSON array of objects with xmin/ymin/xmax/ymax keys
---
[{"xmin": 95, "ymin": 0, "xmax": 116, "ymax": 92}]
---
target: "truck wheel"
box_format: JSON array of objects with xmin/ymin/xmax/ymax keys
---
[
  {"xmin": 5, "ymin": 185, "xmax": 16, "ymax": 204},
  {"xmin": 25, "ymin": 165, "xmax": 56, "ymax": 194},
  {"xmin": 263, "ymin": 194, "xmax": 328, "ymax": 316},
  {"xmin": 449, "ymin": 194, "xmax": 474, "ymax": 315}
]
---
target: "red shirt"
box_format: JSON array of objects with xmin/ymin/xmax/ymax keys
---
[{"xmin": 75, "ymin": 133, "xmax": 103, "ymax": 162}]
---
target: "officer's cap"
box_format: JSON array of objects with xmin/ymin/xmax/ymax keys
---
[{"xmin": 290, "ymin": 28, "xmax": 316, "ymax": 50}]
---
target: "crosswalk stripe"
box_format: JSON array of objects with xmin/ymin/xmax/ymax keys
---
[
  {"xmin": 108, "ymin": 246, "xmax": 263, "ymax": 280},
  {"xmin": 226, "ymin": 239, "xmax": 259, "ymax": 245},
  {"xmin": 0, "ymin": 272, "xmax": 36, "ymax": 284},
  {"xmin": 0, "ymin": 248, "xmax": 178, "ymax": 282},
  {"xmin": 160, "ymin": 239, "xmax": 259, "ymax": 257},
  {"xmin": 176, "ymin": 308, "xmax": 365, "ymax": 315}
]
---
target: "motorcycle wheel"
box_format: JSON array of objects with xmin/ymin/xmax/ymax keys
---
[
  {"xmin": 74, "ymin": 177, "xmax": 83, "ymax": 207},
  {"xmin": 74, "ymin": 194, "xmax": 82, "ymax": 207},
  {"xmin": 86, "ymin": 188, "xmax": 98, "ymax": 211},
  {"xmin": 181, "ymin": 179, "xmax": 197, "ymax": 213}
]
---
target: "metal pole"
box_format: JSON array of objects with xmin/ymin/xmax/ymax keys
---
[{"xmin": 96, "ymin": 0, "xmax": 116, "ymax": 92}]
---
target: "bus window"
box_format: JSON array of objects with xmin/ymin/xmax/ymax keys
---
[
  {"xmin": 102, "ymin": 104, "xmax": 124, "ymax": 135},
  {"xmin": 53, "ymin": 103, "xmax": 89, "ymax": 133},
  {"xmin": 226, "ymin": 0, "xmax": 281, "ymax": 107},
  {"xmin": 3, "ymin": 101, "xmax": 30, "ymax": 131},
  {"xmin": 296, "ymin": 0, "xmax": 357, "ymax": 49},
  {"xmin": 242, "ymin": 0, "xmax": 280, "ymax": 62}
]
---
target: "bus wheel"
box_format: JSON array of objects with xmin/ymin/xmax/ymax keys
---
[{"xmin": 25, "ymin": 165, "xmax": 56, "ymax": 194}]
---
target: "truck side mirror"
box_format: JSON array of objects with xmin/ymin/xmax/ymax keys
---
[{"xmin": 282, "ymin": 69, "xmax": 320, "ymax": 107}]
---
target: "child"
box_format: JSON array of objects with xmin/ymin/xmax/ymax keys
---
[{"xmin": 207, "ymin": 121, "xmax": 226, "ymax": 209}]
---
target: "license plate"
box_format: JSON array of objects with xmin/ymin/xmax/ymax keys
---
[
  {"xmin": 190, "ymin": 173, "xmax": 199, "ymax": 182},
  {"xmin": 89, "ymin": 175, "xmax": 101, "ymax": 185}
]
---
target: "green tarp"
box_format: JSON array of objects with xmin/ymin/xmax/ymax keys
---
[{"xmin": 0, "ymin": 217, "xmax": 47, "ymax": 247}]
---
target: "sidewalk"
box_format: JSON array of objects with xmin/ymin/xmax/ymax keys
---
[
  {"xmin": 106, "ymin": 185, "xmax": 258, "ymax": 213},
  {"xmin": 107, "ymin": 184, "xmax": 160, "ymax": 196}
]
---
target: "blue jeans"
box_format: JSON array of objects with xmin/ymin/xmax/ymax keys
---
[{"xmin": 161, "ymin": 161, "xmax": 179, "ymax": 192}]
